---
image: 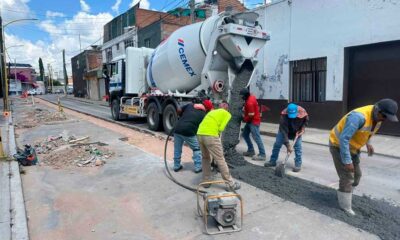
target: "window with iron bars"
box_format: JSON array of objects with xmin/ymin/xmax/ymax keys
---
[
  {"xmin": 124, "ymin": 39, "xmax": 135, "ymax": 48},
  {"xmin": 291, "ymin": 57, "xmax": 327, "ymax": 102}
]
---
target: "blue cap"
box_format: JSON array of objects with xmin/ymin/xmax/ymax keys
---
[{"xmin": 287, "ymin": 103, "xmax": 298, "ymax": 119}]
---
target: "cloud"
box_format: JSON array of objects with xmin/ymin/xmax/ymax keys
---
[
  {"xmin": 130, "ymin": 0, "xmax": 150, "ymax": 9},
  {"xmin": 112, "ymin": 0, "xmax": 122, "ymax": 13},
  {"xmin": 5, "ymin": 11, "xmax": 113, "ymax": 76},
  {"xmin": 80, "ymin": 0, "xmax": 91, "ymax": 12},
  {"xmin": 0, "ymin": 0, "xmax": 33, "ymax": 22},
  {"xmin": 46, "ymin": 11, "xmax": 66, "ymax": 18}
]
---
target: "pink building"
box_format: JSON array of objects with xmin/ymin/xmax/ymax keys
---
[{"xmin": 7, "ymin": 63, "xmax": 37, "ymax": 93}]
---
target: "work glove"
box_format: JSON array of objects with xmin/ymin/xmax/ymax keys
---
[
  {"xmin": 366, "ymin": 143, "xmax": 374, "ymax": 156},
  {"xmin": 286, "ymin": 143, "xmax": 293, "ymax": 154},
  {"xmin": 344, "ymin": 163, "xmax": 354, "ymax": 172}
]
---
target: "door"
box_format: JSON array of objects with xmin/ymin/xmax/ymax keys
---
[{"xmin": 347, "ymin": 40, "xmax": 400, "ymax": 135}]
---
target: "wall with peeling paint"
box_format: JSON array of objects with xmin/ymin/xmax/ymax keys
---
[{"xmin": 251, "ymin": 0, "xmax": 400, "ymax": 101}]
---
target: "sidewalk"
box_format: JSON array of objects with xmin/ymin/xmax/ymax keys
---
[
  {"xmin": 260, "ymin": 122, "xmax": 400, "ymax": 159},
  {"xmin": 0, "ymin": 114, "xmax": 29, "ymax": 240}
]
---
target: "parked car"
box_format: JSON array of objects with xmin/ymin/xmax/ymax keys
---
[
  {"xmin": 67, "ymin": 87, "xmax": 73, "ymax": 95},
  {"xmin": 55, "ymin": 89, "xmax": 64, "ymax": 94},
  {"xmin": 27, "ymin": 89, "xmax": 36, "ymax": 95},
  {"xmin": 35, "ymin": 89, "xmax": 44, "ymax": 95}
]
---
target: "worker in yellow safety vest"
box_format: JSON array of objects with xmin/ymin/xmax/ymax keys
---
[
  {"xmin": 197, "ymin": 102, "xmax": 241, "ymax": 191},
  {"xmin": 329, "ymin": 99, "xmax": 398, "ymax": 215}
]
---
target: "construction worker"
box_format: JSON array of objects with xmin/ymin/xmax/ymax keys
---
[
  {"xmin": 329, "ymin": 99, "xmax": 398, "ymax": 215},
  {"xmin": 197, "ymin": 102, "xmax": 241, "ymax": 190},
  {"xmin": 264, "ymin": 103, "xmax": 309, "ymax": 172},
  {"xmin": 173, "ymin": 100, "xmax": 213, "ymax": 173},
  {"xmin": 239, "ymin": 88, "xmax": 267, "ymax": 160}
]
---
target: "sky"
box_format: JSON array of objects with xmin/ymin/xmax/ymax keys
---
[{"xmin": 0, "ymin": 0, "xmax": 264, "ymax": 77}]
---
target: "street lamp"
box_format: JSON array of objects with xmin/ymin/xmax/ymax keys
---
[
  {"xmin": 0, "ymin": 18, "xmax": 38, "ymax": 111},
  {"xmin": 5, "ymin": 45, "xmax": 25, "ymax": 96}
]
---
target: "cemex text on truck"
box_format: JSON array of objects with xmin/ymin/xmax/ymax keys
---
[{"xmin": 106, "ymin": 11, "xmax": 270, "ymax": 134}]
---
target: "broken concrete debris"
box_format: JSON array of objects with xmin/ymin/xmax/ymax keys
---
[{"xmin": 33, "ymin": 132, "xmax": 113, "ymax": 168}]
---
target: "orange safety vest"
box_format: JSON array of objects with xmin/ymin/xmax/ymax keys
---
[{"xmin": 329, "ymin": 105, "xmax": 381, "ymax": 154}]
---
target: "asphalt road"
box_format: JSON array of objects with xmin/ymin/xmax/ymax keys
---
[{"xmin": 38, "ymin": 94, "xmax": 400, "ymax": 205}]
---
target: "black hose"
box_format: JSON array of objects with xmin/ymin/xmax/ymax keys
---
[{"xmin": 163, "ymin": 128, "xmax": 207, "ymax": 195}]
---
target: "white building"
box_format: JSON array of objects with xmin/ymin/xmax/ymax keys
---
[
  {"xmin": 101, "ymin": 27, "xmax": 137, "ymax": 64},
  {"xmin": 250, "ymin": 0, "xmax": 400, "ymax": 135}
]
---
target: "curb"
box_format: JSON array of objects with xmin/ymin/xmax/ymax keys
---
[
  {"xmin": 6, "ymin": 115, "xmax": 29, "ymax": 240},
  {"xmin": 63, "ymin": 96, "xmax": 109, "ymax": 107},
  {"xmin": 37, "ymin": 97, "xmax": 168, "ymax": 141}
]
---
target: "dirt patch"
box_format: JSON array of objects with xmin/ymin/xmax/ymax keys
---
[
  {"xmin": 14, "ymin": 107, "xmax": 67, "ymax": 129},
  {"xmin": 33, "ymin": 133, "xmax": 113, "ymax": 168}
]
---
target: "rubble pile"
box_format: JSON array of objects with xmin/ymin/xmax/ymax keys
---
[
  {"xmin": 35, "ymin": 108, "xmax": 67, "ymax": 122},
  {"xmin": 33, "ymin": 133, "xmax": 113, "ymax": 168},
  {"xmin": 15, "ymin": 107, "xmax": 67, "ymax": 129}
]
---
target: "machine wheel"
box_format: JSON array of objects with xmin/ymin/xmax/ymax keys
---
[
  {"xmin": 147, "ymin": 102, "xmax": 162, "ymax": 131},
  {"xmin": 163, "ymin": 104, "xmax": 178, "ymax": 135},
  {"xmin": 111, "ymin": 99, "xmax": 127, "ymax": 121}
]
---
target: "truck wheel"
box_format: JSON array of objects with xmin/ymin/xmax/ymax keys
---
[
  {"xmin": 147, "ymin": 102, "xmax": 162, "ymax": 131},
  {"xmin": 111, "ymin": 99, "xmax": 127, "ymax": 121},
  {"xmin": 163, "ymin": 104, "xmax": 177, "ymax": 135}
]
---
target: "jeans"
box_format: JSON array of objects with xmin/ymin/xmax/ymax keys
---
[
  {"xmin": 242, "ymin": 123, "xmax": 266, "ymax": 156},
  {"xmin": 269, "ymin": 131, "xmax": 302, "ymax": 167},
  {"xmin": 174, "ymin": 133, "xmax": 202, "ymax": 170}
]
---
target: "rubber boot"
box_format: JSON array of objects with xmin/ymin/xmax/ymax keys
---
[{"xmin": 337, "ymin": 190, "xmax": 355, "ymax": 216}]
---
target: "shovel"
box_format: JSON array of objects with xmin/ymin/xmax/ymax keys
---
[{"xmin": 275, "ymin": 136, "xmax": 298, "ymax": 178}]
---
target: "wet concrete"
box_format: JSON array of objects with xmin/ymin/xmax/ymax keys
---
[
  {"xmin": 221, "ymin": 67, "xmax": 400, "ymax": 240},
  {"xmin": 229, "ymin": 163, "xmax": 400, "ymax": 240},
  {"xmin": 222, "ymin": 68, "xmax": 252, "ymax": 166}
]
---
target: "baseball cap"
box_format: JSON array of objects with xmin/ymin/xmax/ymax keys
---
[
  {"xmin": 202, "ymin": 99, "xmax": 214, "ymax": 112},
  {"xmin": 376, "ymin": 98, "xmax": 398, "ymax": 122},
  {"xmin": 287, "ymin": 103, "xmax": 298, "ymax": 119}
]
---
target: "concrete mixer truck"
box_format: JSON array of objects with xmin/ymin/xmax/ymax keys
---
[{"xmin": 108, "ymin": 11, "xmax": 269, "ymax": 134}]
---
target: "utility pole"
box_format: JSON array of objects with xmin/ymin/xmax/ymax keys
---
[
  {"xmin": 47, "ymin": 63, "xmax": 53, "ymax": 93},
  {"xmin": 62, "ymin": 49, "xmax": 68, "ymax": 95},
  {"xmin": 189, "ymin": 0, "xmax": 195, "ymax": 23},
  {"xmin": 79, "ymin": 33, "xmax": 82, "ymax": 52},
  {"xmin": 0, "ymin": 15, "xmax": 8, "ymax": 110}
]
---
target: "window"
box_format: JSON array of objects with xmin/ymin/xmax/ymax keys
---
[
  {"xmin": 106, "ymin": 48, "xmax": 112, "ymax": 63},
  {"xmin": 144, "ymin": 38, "xmax": 151, "ymax": 48},
  {"xmin": 111, "ymin": 63, "xmax": 118, "ymax": 76},
  {"xmin": 125, "ymin": 39, "xmax": 134, "ymax": 48},
  {"xmin": 291, "ymin": 57, "xmax": 326, "ymax": 102},
  {"xmin": 116, "ymin": 43, "xmax": 120, "ymax": 50}
]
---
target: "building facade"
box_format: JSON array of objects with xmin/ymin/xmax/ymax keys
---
[
  {"xmin": 71, "ymin": 47, "xmax": 104, "ymax": 100},
  {"xmin": 102, "ymin": 0, "xmax": 246, "ymax": 65},
  {"xmin": 7, "ymin": 63, "xmax": 37, "ymax": 94},
  {"xmin": 251, "ymin": 0, "xmax": 400, "ymax": 135}
]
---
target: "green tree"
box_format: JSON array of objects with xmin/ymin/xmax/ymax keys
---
[
  {"xmin": 38, "ymin": 58, "xmax": 44, "ymax": 81},
  {"xmin": 52, "ymin": 80, "xmax": 63, "ymax": 86}
]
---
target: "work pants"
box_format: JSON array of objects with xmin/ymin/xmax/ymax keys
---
[
  {"xmin": 329, "ymin": 145, "xmax": 362, "ymax": 193},
  {"xmin": 197, "ymin": 135, "xmax": 234, "ymax": 185}
]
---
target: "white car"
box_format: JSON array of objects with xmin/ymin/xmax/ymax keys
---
[{"xmin": 27, "ymin": 89, "xmax": 36, "ymax": 95}]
